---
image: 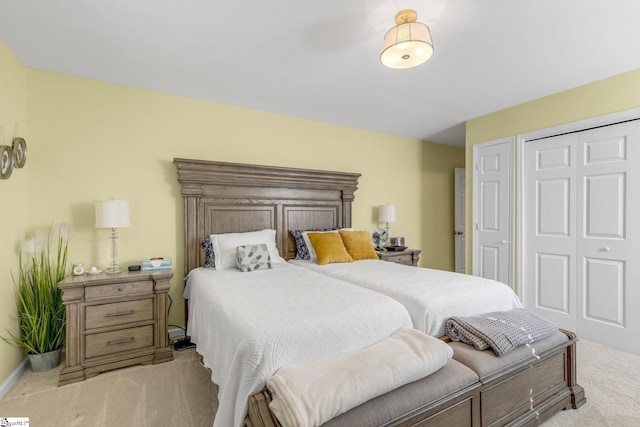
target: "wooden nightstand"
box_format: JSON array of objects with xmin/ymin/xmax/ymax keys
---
[
  {"xmin": 377, "ymin": 249, "xmax": 421, "ymax": 266},
  {"xmin": 58, "ymin": 270, "xmax": 173, "ymax": 386}
]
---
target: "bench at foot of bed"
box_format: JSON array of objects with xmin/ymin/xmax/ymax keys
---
[
  {"xmin": 450, "ymin": 329, "xmax": 586, "ymax": 426},
  {"xmin": 245, "ymin": 329, "xmax": 585, "ymax": 427},
  {"xmin": 247, "ymin": 358, "xmax": 481, "ymax": 427}
]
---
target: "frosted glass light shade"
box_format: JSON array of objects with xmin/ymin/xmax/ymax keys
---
[
  {"xmin": 95, "ymin": 200, "xmax": 130, "ymax": 228},
  {"xmin": 381, "ymin": 10, "xmax": 433, "ymax": 70},
  {"xmin": 379, "ymin": 205, "xmax": 396, "ymax": 223}
]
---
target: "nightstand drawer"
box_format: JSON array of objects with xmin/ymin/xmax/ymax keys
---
[
  {"xmin": 388, "ymin": 254, "xmax": 413, "ymax": 264},
  {"xmin": 86, "ymin": 299, "xmax": 154, "ymax": 329},
  {"xmin": 85, "ymin": 325, "xmax": 154, "ymax": 359},
  {"xmin": 377, "ymin": 249, "xmax": 421, "ymax": 267},
  {"xmin": 85, "ymin": 281, "xmax": 153, "ymax": 301}
]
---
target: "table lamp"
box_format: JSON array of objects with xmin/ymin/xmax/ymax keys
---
[
  {"xmin": 95, "ymin": 199, "xmax": 130, "ymax": 273},
  {"xmin": 379, "ymin": 204, "xmax": 396, "ymax": 244}
]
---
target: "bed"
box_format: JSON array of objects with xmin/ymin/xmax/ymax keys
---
[
  {"xmin": 175, "ymin": 158, "xmax": 421, "ymax": 427},
  {"xmin": 184, "ymin": 263, "xmax": 413, "ymax": 427},
  {"xmin": 174, "ymin": 158, "xmax": 585, "ymax": 427},
  {"xmin": 290, "ymin": 259, "xmax": 522, "ymax": 337}
]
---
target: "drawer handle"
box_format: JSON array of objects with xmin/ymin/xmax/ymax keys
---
[
  {"xmin": 117, "ymin": 286, "xmax": 125, "ymax": 292},
  {"xmin": 105, "ymin": 310, "xmax": 135, "ymax": 318},
  {"xmin": 106, "ymin": 337, "xmax": 135, "ymax": 346}
]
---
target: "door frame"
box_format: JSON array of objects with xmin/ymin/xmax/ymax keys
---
[
  {"xmin": 454, "ymin": 167, "xmax": 466, "ymax": 273},
  {"xmin": 472, "ymin": 136, "xmax": 515, "ymax": 288},
  {"xmin": 516, "ymin": 107, "xmax": 640, "ymax": 303}
]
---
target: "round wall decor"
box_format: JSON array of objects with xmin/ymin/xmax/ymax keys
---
[
  {"xmin": 0, "ymin": 145, "xmax": 14, "ymax": 179},
  {"xmin": 12, "ymin": 137, "xmax": 27, "ymax": 168}
]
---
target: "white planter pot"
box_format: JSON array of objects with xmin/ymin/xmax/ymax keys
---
[{"xmin": 29, "ymin": 348, "xmax": 62, "ymax": 372}]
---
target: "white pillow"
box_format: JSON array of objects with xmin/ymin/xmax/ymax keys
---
[
  {"xmin": 302, "ymin": 228, "xmax": 352, "ymax": 262},
  {"xmin": 211, "ymin": 229, "xmax": 285, "ymax": 270}
]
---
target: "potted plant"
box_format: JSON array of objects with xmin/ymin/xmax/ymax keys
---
[{"xmin": 1, "ymin": 223, "xmax": 69, "ymax": 372}]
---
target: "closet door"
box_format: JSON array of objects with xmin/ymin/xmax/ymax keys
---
[
  {"xmin": 524, "ymin": 120, "xmax": 639, "ymax": 354},
  {"xmin": 575, "ymin": 122, "xmax": 639, "ymax": 353},
  {"xmin": 524, "ymin": 134, "xmax": 577, "ymax": 330}
]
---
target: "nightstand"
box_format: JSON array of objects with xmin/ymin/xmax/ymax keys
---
[
  {"xmin": 377, "ymin": 249, "xmax": 421, "ymax": 267},
  {"xmin": 58, "ymin": 270, "xmax": 173, "ymax": 386}
]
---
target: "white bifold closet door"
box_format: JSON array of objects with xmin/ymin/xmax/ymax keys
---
[{"xmin": 524, "ymin": 120, "xmax": 640, "ymax": 354}]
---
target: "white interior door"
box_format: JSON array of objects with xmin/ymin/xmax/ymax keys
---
[
  {"xmin": 574, "ymin": 122, "xmax": 639, "ymax": 353},
  {"xmin": 523, "ymin": 120, "xmax": 639, "ymax": 354},
  {"xmin": 473, "ymin": 138, "xmax": 514, "ymax": 288},
  {"xmin": 524, "ymin": 134, "xmax": 577, "ymax": 330},
  {"xmin": 454, "ymin": 168, "xmax": 466, "ymax": 273}
]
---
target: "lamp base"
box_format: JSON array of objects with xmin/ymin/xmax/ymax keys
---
[{"xmin": 106, "ymin": 228, "xmax": 121, "ymax": 274}]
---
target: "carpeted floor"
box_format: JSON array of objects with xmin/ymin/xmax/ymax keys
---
[
  {"xmin": 0, "ymin": 339, "xmax": 638, "ymax": 426},
  {"xmin": 0, "ymin": 348, "xmax": 217, "ymax": 426},
  {"xmin": 539, "ymin": 339, "xmax": 640, "ymax": 427}
]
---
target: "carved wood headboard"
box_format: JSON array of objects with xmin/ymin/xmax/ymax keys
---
[{"xmin": 173, "ymin": 158, "xmax": 360, "ymax": 277}]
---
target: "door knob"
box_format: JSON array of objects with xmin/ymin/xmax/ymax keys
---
[{"xmin": 500, "ymin": 240, "xmax": 507, "ymax": 244}]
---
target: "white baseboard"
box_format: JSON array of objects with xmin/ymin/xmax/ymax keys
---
[
  {"xmin": 0, "ymin": 349, "xmax": 68, "ymax": 400},
  {"xmin": 0, "ymin": 357, "xmax": 29, "ymax": 400}
]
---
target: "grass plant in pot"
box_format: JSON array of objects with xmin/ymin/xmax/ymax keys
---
[{"xmin": 1, "ymin": 224, "xmax": 69, "ymax": 372}]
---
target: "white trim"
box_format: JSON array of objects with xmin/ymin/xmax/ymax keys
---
[
  {"xmin": 472, "ymin": 136, "xmax": 515, "ymax": 289},
  {"xmin": 518, "ymin": 107, "xmax": 640, "ymax": 142},
  {"xmin": 516, "ymin": 134, "xmax": 526, "ymax": 302},
  {"xmin": 0, "ymin": 357, "xmax": 29, "ymax": 400},
  {"xmin": 516, "ymin": 107, "xmax": 640, "ymax": 304}
]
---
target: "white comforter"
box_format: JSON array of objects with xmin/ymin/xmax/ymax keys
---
[
  {"xmin": 290, "ymin": 259, "xmax": 523, "ymax": 337},
  {"xmin": 184, "ymin": 263, "xmax": 413, "ymax": 427}
]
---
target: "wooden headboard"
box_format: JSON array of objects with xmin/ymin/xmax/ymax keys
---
[{"xmin": 174, "ymin": 158, "xmax": 361, "ymax": 277}]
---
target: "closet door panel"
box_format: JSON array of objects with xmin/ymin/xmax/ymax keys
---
[
  {"xmin": 583, "ymin": 173, "xmax": 625, "ymax": 238},
  {"xmin": 524, "ymin": 134, "xmax": 577, "ymax": 330},
  {"xmin": 583, "ymin": 257, "xmax": 625, "ymax": 326},
  {"xmin": 575, "ymin": 122, "xmax": 639, "ymax": 354}
]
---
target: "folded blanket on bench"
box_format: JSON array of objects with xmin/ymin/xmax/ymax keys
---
[
  {"xmin": 266, "ymin": 327, "xmax": 453, "ymax": 427},
  {"xmin": 445, "ymin": 308, "xmax": 558, "ymax": 357}
]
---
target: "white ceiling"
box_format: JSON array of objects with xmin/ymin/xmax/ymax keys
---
[{"xmin": 2, "ymin": 1, "xmax": 640, "ymax": 147}]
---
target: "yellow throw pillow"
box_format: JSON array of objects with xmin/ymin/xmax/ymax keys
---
[
  {"xmin": 307, "ymin": 232, "xmax": 353, "ymax": 265},
  {"xmin": 339, "ymin": 230, "xmax": 379, "ymax": 261}
]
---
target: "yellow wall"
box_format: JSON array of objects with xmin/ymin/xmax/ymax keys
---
[
  {"xmin": 464, "ymin": 68, "xmax": 640, "ymax": 276},
  {"xmin": 0, "ymin": 40, "xmax": 29, "ymax": 385},
  {"xmin": 1, "ymin": 42, "xmax": 464, "ymax": 385}
]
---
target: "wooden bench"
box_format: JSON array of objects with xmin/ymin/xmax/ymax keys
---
[{"xmin": 245, "ymin": 330, "xmax": 585, "ymax": 427}]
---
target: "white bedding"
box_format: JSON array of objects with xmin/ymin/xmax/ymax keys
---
[
  {"xmin": 290, "ymin": 259, "xmax": 523, "ymax": 337},
  {"xmin": 267, "ymin": 327, "xmax": 453, "ymax": 427},
  {"xmin": 184, "ymin": 263, "xmax": 413, "ymax": 427}
]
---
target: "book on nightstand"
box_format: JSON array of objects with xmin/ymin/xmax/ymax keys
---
[{"xmin": 141, "ymin": 257, "xmax": 172, "ymax": 271}]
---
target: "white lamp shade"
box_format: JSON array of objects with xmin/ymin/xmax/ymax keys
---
[
  {"xmin": 381, "ymin": 21, "xmax": 433, "ymax": 69},
  {"xmin": 95, "ymin": 200, "xmax": 130, "ymax": 228},
  {"xmin": 379, "ymin": 205, "xmax": 396, "ymax": 223}
]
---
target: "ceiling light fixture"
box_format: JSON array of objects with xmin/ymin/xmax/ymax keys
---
[{"xmin": 381, "ymin": 9, "xmax": 433, "ymax": 70}]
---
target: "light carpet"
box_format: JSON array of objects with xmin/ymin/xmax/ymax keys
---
[
  {"xmin": 0, "ymin": 340, "xmax": 638, "ymax": 426},
  {"xmin": 540, "ymin": 339, "xmax": 640, "ymax": 427},
  {"xmin": 0, "ymin": 348, "xmax": 216, "ymax": 426}
]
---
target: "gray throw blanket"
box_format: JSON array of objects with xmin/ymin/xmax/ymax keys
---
[{"xmin": 445, "ymin": 308, "xmax": 558, "ymax": 356}]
